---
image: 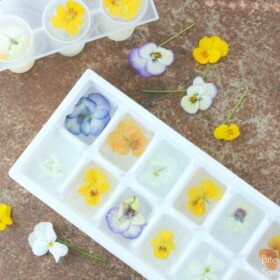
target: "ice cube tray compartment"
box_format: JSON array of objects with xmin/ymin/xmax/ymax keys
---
[
  {"xmin": 0, "ymin": 0, "xmax": 159, "ymax": 71},
  {"xmin": 9, "ymin": 70, "xmax": 280, "ymax": 280}
]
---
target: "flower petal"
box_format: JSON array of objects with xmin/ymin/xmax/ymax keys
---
[
  {"xmin": 87, "ymin": 93, "xmax": 111, "ymax": 118},
  {"xmin": 89, "ymin": 115, "xmax": 111, "ymax": 137},
  {"xmin": 193, "ymin": 76, "xmax": 205, "ymax": 85},
  {"xmin": 202, "ymin": 180, "xmax": 223, "ymax": 202},
  {"xmin": 145, "ymin": 59, "xmax": 166, "ymax": 76},
  {"xmin": 106, "ymin": 207, "xmax": 131, "ymax": 234},
  {"xmin": 49, "ymin": 242, "xmax": 68, "ymax": 263},
  {"xmin": 198, "ymin": 95, "xmax": 212, "ymax": 110},
  {"xmin": 137, "ymin": 42, "xmax": 157, "ymax": 59},
  {"xmin": 203, "ymin": 83, "xmax": 218, "ymax": 99},
  {"xmin": 205, "ymin": 252, "xmax": 225, "ymax": 272},
  {"xmin": 209, "ymin": 50, "xmax": 221, "ymax": 64},
  {"xmin": 131, "ymin": 213, "xmax": 146, "ymax": 226},
  {"xmin": 193, "ymin": 48, "xmax": 209, "ymax": 64},
  {"xmin": 80, "ymin": 118, "xmax": 91, "ymax": 136},
  {"xmin": 129, "ymin": 48, "xmax": 147, "ymax": 71},
  {"xmin": 64, "ymin": 116, "xmax": 81, "ymax": 135},
  {"xmin": 187, "ymin": 85, "xmax": 204, "ymax": 96},
  {"xmin": 199, "ymin": 37, "xmax": 213, "ymax": 51},
  {"xmin": 156, "ymin": 47, "xmax": 174, "ymax": 66},
  {"xmin": 31, "ymin": 238, "xmax": 49, "ymax": 256},
  {"xmin": 181, "ymin": 96, "xmax": 199, "ymax": 114},
  {"xmin": 33, "ymin": 222, "xmax": 54, "ymax": 241},
  {"xmin": 121, "ymin": 225, "xmax": 144, "ymax": 239}
]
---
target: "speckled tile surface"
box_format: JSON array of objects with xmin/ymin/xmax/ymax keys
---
[{"xmin": 0, "ymin": 1, "xmax": 279, "ymax": 279}]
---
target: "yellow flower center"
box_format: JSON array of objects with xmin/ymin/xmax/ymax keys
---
[
  {"xmin": 66, "ymin": 8, "xmax": 78, "ymax": 21},
  {"xmin": 153, "ymin": 170, "xmax": 159, "ymax": 177},
  {"xmin": 90, "ymin": 190, "xmax": 99, "ymax": 198},
  {"xmin": 225, "ymin": 128, "xmax": 235, "ymax": 136},
  {"xmin": 49, "ymin": 242, "xmax": 55, "ymax": 248},
  {"xmin": 204, "ymin": 266, "xmax": 211, "ymax": 273},
  {"xmin": 153, "ymin": 52, "xmax": 162, "ymax": 59},
  {"xmin": 159, "ymin": 246, "xmax": 167, "ymax": 253},
  {"xmin": 113, "ymin": 0, "xmax": 121, "ymax": 5},
  {"xmin": 201, "ymin": 50, "xmax": 209, "ymax": 59}
]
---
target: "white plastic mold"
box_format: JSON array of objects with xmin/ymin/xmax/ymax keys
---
[
  {"xmin": 0, "ymin": 0, "xmax": 159, "ymax": 71},
  {"xmin": 9, "ymin": 70, "xmax": 280, "ymax": 280}
]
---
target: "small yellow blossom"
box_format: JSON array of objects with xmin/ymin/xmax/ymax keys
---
[
  {"xmin": 107, "ymin": 119, "xmax": 148, "ymax": 157},
  {"xmin": 78, "ymin": 168, "xmax": 110, "ymax": 206},
  {"xmin": 151, "ymin": 230, "xmax": 176, "ymax": 259},
  {"xmin": 0, "ymin": 204, "xmax": 13, "ymax": 231},
  {"xmin": 193, "ymin": 36, "xmax": 229, "ymax": 64},
  {"xmin": 186, "ymin": 180, "xmax": 223, "ymax": 216},
  {"xmin": 214, "ymin": 124, "xmax": 240, "ymax": 141},
  {"xmin": 51, "ymin": 0, "xmax": 85, "ymax": 36},
  {"xmin": 103, "ymin": 0, "xmax": 142, "ymax": 21}
]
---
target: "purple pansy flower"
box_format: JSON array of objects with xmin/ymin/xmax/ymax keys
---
[
  {"xmin": 65, "ymin": 93, "xmax": 111, "ymax": 137},
  {"xmin": 129, "ymin": 42, "xmax": 174, "ymax": 77},
  {"xmin": 106, "ymin": 196, "xmax": 147, "ymax": 240}
]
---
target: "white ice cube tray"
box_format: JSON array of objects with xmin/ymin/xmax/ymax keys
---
[
  {"xmin": 9, "ymin": 70, "xmax": 280, "ymax": 280},
  {"xmin": 0, "ymin": 0, "xmax": 158, "ymax": 72}
]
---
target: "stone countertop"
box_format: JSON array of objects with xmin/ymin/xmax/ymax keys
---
[{"xmin": 0, "ymin": 1, "xmax": 279, "ymax": 279}]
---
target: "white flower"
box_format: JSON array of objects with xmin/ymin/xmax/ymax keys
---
[
  {"xmin": 186, "ymin": 252, "xmax": 225, "ymax": 280},
  {"xmin": 28, "ymin": 222, "xmax": 68, "ymax": 263},
  {"xmin": 40, "ymin": 155, "xmax": 63, "ymax": 178},
  {"xmin": 226, "ymin": 204, "xmax": 250, "ymax": 233},
  {"xmin": 181, "ymin": 76, "xmax": 217, "ymax": 114},
  {"xmin": 138, "ymin": 154, "xmax": 178, "ymax": 188}
]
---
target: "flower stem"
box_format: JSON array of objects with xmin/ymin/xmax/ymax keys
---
[
  {"xmin": 158, "ymin": 23, "xmax": 195, "ymax": 47},
  {"xmin": 142, "ymin": 89, "xmax": 186, "ymax": 93},
  {"xmin": 224, "ymin": 87, "xmax": 250, "ymax": 124},
  {"xmin": 202, "ymin": 63, "xmax": 213, "ymax": 79},
  {"xmin": 57, "ymin": 238, "xmax": 107, "ymax": 263}
]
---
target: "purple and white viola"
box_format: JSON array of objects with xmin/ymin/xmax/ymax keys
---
[
  {"xmin": 106, "ymin": 196, "xmax": 147, "ymax": 240},
  {"xmin": 65, "ymin": 93, "xmax": 111, "ymax": 137},
  {"xmin": 129, "ymin": 42, "xmax": 174, "ymax": 77}
]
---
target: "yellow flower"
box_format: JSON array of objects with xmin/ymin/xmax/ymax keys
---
[
  {"xmin": 78, "ymin": 168, "xmax": 110, "ymax": 206},
  {"xmin": 151, "ymin": 230, "xmax": 176, "ymax": 259},
  {"xmin": 107, "ymin": 119, "xmax": 148, "ymax": 157},
  {"xmin": 103, "ymin": 0, "xmax": 142, "ymax": 21},
  {"xmin": 186, "ymin": 179, "xmax": 223, "ymax": 216},
  {"xmin": 193, "ymin": 36, "xmax": 229, "ymax": 64},
  {"xmin": 0, "ymin": 204, "xmax": 13, "ymax": 231},
  {"xmin": 214, "ymin": 124, "xmax": 240, "ymax": 141},
  {"xmin": 51, "ymin": 0, "xmax": 85, "ymax": 36}
]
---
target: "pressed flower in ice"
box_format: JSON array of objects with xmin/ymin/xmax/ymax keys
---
[
  {"xmin": 214, "ymin": 124, "xmax": 240, "ymax": 140},
  {"xmin": 28, "ymin": 222, "xmax": 106, "ymax": 263},
  {"xmin": 28, "ymin": 222, "xmax": 68, "ymax": 263},
  {"xmin": 78, "ymin": 168, "xmax": 110, "ymax": 206},
  {"xmin": 181, "ymin": 76, "xmax": 217, "ymax": 114},
  {"xmin": 40, "ymin": 155, "xmax": 63, "ymax": 178},
  {"xmin": 151, "ymin": 230, "xmax": 176, "ymax": 259},
  {"xmin": 0, "ymin": 204, "xmax": 13, "ymax": 231},
  {"xmin": 106, "ymin": 196, "xmax": 147, "ymax": 239},
  {"xmin": 103, "ymin": 0, "xmax": 142, "ymax": 21},
  {"xmin": 193, "ymin": 36, "xmax": 229, "ymax": 65},
  {"xmin": 186, "ymin": 179, "xmax": 223, "ymax": 217},
  {"xmin": 259, "ymin": 235, "xmax": 280, "ymax": 270},
  {"xmin": 107, "ymin": 119, "xmax": 147, "ymax": 157},
  {"xmin": 51, "ymin": 0, "xmax": 86, "ymax": 36},
  {"xmin": 129, "ymin": 42, "xmax": 174, "ymax": 77},
  {"xmin": 139, "ymin": 154, "xmax": 178, "ymax": 188},
  {"xmin": 185, "ymin": 252, "xmax": 225, "ymax": 279},
  {"xmin": 65, "ymin": 93, "xmax": 111, "ymax": 137},
  {"xmin": 227, "ymin": 204, "xmax": 250, "ymax": 233}
]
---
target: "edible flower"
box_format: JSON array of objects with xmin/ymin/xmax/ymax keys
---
[
  {"xmin": 186, "ymin": 179, "xmax": 223, "ymax": 217},
  {"xmin": 227, "ymin": 204, "xmax": 250, "ymax": 233},
  {"xmin": 138, "ymin": 154, "xmax": 178, "ymax": 188},
  {"xmin": 51, "ymin": 0, "xmax": 86, "ymax": 36},
  {"xmin": 65, "ymin": 93, "xmax": 111, "ymax": 137},
  {"xmin": 129, "ymin": 23, "xmax": 195, "ymax": 77},
  {"xmin": 0, "ymin": 204, "xmax": 13, "ymax": 231},
  {"xmin": 103, "ymin": 0, "xmax": 142, "ymax": 21},
  {"xmin": 28, "ymin": 222, "xmax": 106, "ymax": 263},
  {"xmin": 40, "ymin": 155, "xmax": 63, "ymax": 178},
  {"xmin": 151, "ymin": 230, "xmax": 176, "ymax": 259},
  {"xmin": 214, "ymin": 87, "xmax": 249, "ymax": 141},
  {"xmin": 181, "ymin": 76, "xmax": 217, "ymax": 114},
  {"xmin": 78, "ymin": 168, "xmax": 110, "ymax": 206},
  {"xmin": 193, "ymin": 36, "xmax": 229, "ymax": 64},
  {"xmin": 185, "ymin": 252, "xmax": 225, "ymax": 279},
  {"xmin": 259, "ymin": 235, "xmax": 280, "ymax": 270},
  {"xmin": 107, "ymin": 119, "xmax": 147, "ymax": 157},
  {"xmin": 106, "ymin": 196, "xmax": 147, "ymax": 239}
]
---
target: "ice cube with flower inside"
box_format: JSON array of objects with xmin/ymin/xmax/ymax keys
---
[
  {"xmin": 181, "ymin": 76, "xmax": 217, "ymax": 114},
  {"xmin": 129, "ymin": 42, "xmax": 174, "ymax": 77}
]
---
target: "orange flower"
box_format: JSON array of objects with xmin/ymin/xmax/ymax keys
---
[{"xmin": 107, "ymin": 119, "xmax": 147, "ymax": 157}]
